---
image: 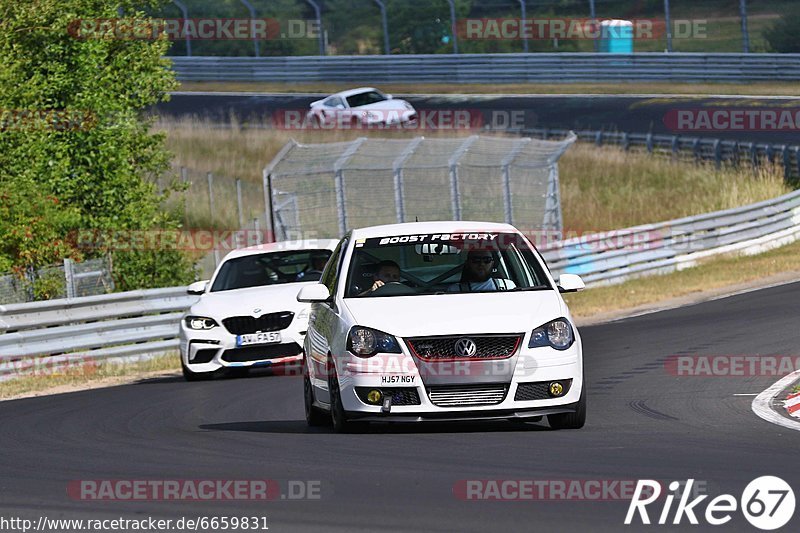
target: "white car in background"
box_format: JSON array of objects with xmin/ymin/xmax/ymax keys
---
[
  {"xmin": 306, "ymin": 87, "xmax": 417, "ymax": 129},
  {"xmin": 297, "ymin": 221, "xmax": 586, "ymax": 432},
  {"xmin": 179, "ymin": 239, "xmax": 338, "ymax": 381}
]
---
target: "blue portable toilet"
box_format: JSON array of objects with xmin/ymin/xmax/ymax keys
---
[{"xmin": 599, "ymin": 20, "xmax": 633, "ymax": 53}]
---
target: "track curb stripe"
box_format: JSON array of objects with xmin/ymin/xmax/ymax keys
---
[{"xmin": 752, "ymin": 369, "xmax": 800, "ymax": 430}]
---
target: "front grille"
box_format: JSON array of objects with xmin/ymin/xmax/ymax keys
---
[
  {"xmin": 428, "ymin": 384, "xmax": 508, "ymax": 407},
  {"xmin": 515, "ymin": 379, "xmax": 572, "ymax": 401},
  {"xmin": 222, "ymin": 312, "xmax": 294, "ymax": 335},
  {"xmin": 221, "ymin": 342, "xmax": 302, "ymax": 363},
  {"xmin": 406, "ymin": 334, "xmax": 522, "ymax": 361},
  {"xmin": 355, "ymin": 387, "xmax": 421, "ymax": 406}
]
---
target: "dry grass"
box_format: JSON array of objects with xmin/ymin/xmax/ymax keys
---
[
  {"xmin": 0, "ymin": 353, "xmax": 179, "ymax": 400},
  {"xmin": 564, "ymin": 239, "xmax": 800, "ymax": 317},
  {"xmin": 177, "ymin": 81, "xmax": 800, "ymax": 97},
  {"xmin": 559, "ymin": 144, "xmax": 790, "ymax": 231}
]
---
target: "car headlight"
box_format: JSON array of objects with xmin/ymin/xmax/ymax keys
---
[
  {"xmin": 185, "ymin": 316, "xmax": 219, "ymax": 330},
  {"xmin": 528, "ymin": 318, "xmax": 574, "ymax": 350},
  {"xmin": 347, "ymin": 326, "xmax": 401, "ymax": 358}
]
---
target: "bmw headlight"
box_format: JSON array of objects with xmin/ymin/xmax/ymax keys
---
[
  {"xmin": 185, "ymin": 316, "xmax": 218, "ymax": 330},
  {"xmin": 347, "ymin": 326, "xmax": 401, "ymax": 358},
  {"xmin": 528, "ymin": 318, "xmax": 574, "ymax": 350}
]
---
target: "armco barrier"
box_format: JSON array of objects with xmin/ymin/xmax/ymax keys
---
[
  {"xmin": 0, "ymin": 288, "xmax": 198, "ymax": 380},
  {"xmin": 541, "ymin": 189, "xmax": 800, "ymax": 284},
  {"xmin": 169, "ymin": 53, "xmax": 800, "ymax": 84},
  {"xmin": 1, "ymin": 189, "xmax": 799, "ymax": 379}
]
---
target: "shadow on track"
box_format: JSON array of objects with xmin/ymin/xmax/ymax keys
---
[{"xmin": 199, "ymin": 419, "xmax": 552, "ymax": 434}]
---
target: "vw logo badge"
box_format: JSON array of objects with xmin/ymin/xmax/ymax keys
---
[
  {"xmin": 253, "ymin": 308, "xmax": 261, "ymax": 315},
  {"xmin": 454, "ymin": 338, "xmax": 477, "ymax": 357}
]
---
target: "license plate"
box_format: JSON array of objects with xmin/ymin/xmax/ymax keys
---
[{"xmin": 236, "ymin": 332, "xmax": 281, "ymax": 347}]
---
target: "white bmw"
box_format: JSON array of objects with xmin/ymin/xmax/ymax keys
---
[
  {"xmin": 297, "ymin": 221, "xmax": 586, "ymax": 432},
  {"xmin": 179, "ymin": 239, "xmax": 338, "ymax": 381}
]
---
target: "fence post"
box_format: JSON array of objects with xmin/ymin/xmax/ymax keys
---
[
  {"xmin": 392, "ymin": 137, "xmax": 423, "ymax": 224},
  {"xmin": 713, "ymin": 139, "xmax": 722, "ymax": 169},
  {"xmin": 749, "ymin": 143, "xmax": 758, "ymax": 169},
  {"xmin": 206, "ymin": 172, "xmax": 215, "ymax": 225},
  {"xmin": 595, "ymin": 131, "xmax": 603, "ymax": 147},
  {"xmin": 782, "ymin": 145, "xmax": 790, "ymax": 181},
  {"xmin": 732, "ymin": 142, "xmax": 741, "ymax": 167},
  {"xmin": 795, "ymin": 147, "xmax": 800, "ymax": 180},
  {"xmin": 664, "ymin": 0, "xmax": 673, "ymax": 52},
  {"xmin": 236, "ymin": 178, "xmax": 244, "ymax": 228},
  {"xmin": 501, "ymin": 138, "xmax": 532, "ymax": 225},
  {"xmin": 333, "ymin": 138, "xmax": 367, "ymax": 236},
  {"xmin": 646, "ymin": 133, "xmax": 653, "ymax": 153},
  {"xmin": 180, "ymin": 166, "xmax": 189, "ymax": 227},
  {"xmin": 622, "ymin": 132, "xmax": 630, "ymax": 151},
  {"xmin": 64, "ymin": 258, "xmax": 76, "ymax": 299},
  {"xmin": 671, "ymin": 136, "xmax": 679, "ymax": 159},
  {"xmin": 448, "ymin": 136, "xmax": 479, "ymax": 221},
  {"xmin": 692, "ymin": 139, "xmax": 701, "ymax": 163}
]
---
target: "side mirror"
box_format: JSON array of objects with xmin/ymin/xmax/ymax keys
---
[
  {"xmin": 557, "ymin": 274, "xmax": 585, "ymax": 293},
  {"xmin": 187, "ymin": 280, "xmax": 209, "ymax": 295},
  {"xmin": 297, "ymin": 284, "xmax": 332, "ymax": 303}
]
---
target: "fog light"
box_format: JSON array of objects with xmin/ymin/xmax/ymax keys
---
[
  {"xmin": 366, "ymin": 389, "xmax": 382, "ymax": 404},
  {"xmin": 549, "ymin": 382, "xmax": 564, "ymax": 397}
]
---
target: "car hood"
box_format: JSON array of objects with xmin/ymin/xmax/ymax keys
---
[
  {"xmin": 342, "ymin": 291, "xmax": 564, "ymax": 338},
  {"xmin": 354, "ymin": 99, "xmax": 412, "ymax": 111},
  {"xmin": 190, "ymin": 282, "xmax": 314, "ymax": 319}
]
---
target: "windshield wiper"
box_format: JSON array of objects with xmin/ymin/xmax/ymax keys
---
[{"xmin": 506, "ymin": 286, "xmax": 551, "ymax": 292}]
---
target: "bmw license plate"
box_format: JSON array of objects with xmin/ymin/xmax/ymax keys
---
[{"xmin": 236, "ymin": 332, "xmax": 281, "ymax": 347}]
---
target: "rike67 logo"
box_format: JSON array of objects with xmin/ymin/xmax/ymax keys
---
[{"xmin": 625, "ymin": 477, "xmax": 795, "ymax": 530}]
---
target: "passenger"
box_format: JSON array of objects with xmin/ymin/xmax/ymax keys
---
[{"xmin": 448, "ymin": 250, "xmax": 512, "ymax": 292}]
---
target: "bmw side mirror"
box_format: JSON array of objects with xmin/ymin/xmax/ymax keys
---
[{"xmin": 187, "ymin": 280, "xmax": 209, "ymax": 295}]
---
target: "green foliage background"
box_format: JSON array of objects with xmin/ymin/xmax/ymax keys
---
[{"xmin": 0, "ymin": 0, "xmax": 194, "ymax": 295}]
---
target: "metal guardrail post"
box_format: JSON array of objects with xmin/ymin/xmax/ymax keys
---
[
  {"xmin": 663, "ymin": 0, "xmax": 673, "ymax": 52},
  {"xmin": 64, "ymin": 258, "xmax": 76, "ymax": 299},
  {"xmin": 713, "ymin": 139, "xmax": 722, "ymax": 169},
  {"xmin": 236, "ymin": 178, "xmax": 244, "ymax": 228},
  {"xmin": 305, "ymin": 0, "xmax": 325, "ymax": 55},
  {"xmin": 392, "ymin": 137, "xmax": 423, "ymax": 224},
  {"xmin": 782, "ymin": 146, "xmax": 790, "ymax": 181},
  {"xmin": 238, "ymin": 0, "xmax": 260, "ymax": 57},
  {"xmin": 646, "ymin": 133, "xmax": 653, "ymax": 153},
  {"xmin": 171, "ymin": 0, "xmax": 191, "ymax": 56},
  {"xmin": 374, "ymin": 0, "xmax": 390, "ymax": 55},
  {"xmin": 692, "ymin": 139, "xmax": 701, "ymax": 163},
  {"xmin": 671, "ymin": 136, "xmax": 679, "ymax": 159},
  {"xmin": 595, "ymin": 131, "xmax": 603, "ymax": 147},
  {"xmin": 446, "ymin": 0, "xmax": 458, "ymax": 54},
  {"xmin": 448, "ymin": 136, "xmax": 478, "ymax": 220}
]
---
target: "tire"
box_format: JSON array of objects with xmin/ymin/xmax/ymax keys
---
[
  {"xmin": 327, "ymin": 357, "xmax": 366, "ymax": 433},
  {"xmin": 548, "ymin": 384, "xmax": 586, "ymax": 430},
  {"xmin": 181, "ymin": 361, "xmax": 214, "ymax": 382},
  {"xmin": 304, "ymin": 365, "xmax": 328, "ymax": 427}
]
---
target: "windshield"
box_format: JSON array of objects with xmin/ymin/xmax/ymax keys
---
[
  {"xmin": 210, "ymin": 249, "xmax": 332, "ymax": 292},
  {"xmin": 345, "ymin": 232, "xmax": 550, "ymax": 298},
  {"xmin": 345, "ymin": 90, "xmax": 387, "ymax": 108}
]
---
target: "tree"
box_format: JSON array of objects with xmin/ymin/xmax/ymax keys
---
[
  {"xmin": 765, "ymin": 8, "xmax": 800, "ymax": 53},
  {"xmin": 0, "ymin": 0, "xmax": 194, "ymax": 294}
]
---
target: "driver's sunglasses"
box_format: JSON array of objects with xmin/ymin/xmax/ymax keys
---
[{"xmin": 470, "ymin": 257, "xmax": 494, "ymax": 264}]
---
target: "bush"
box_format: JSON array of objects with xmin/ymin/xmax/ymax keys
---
[
  {"xmin": 765, "ymin": 8, "xmax": 800, "ymax": 52},
  {"xmin": 0, "ymin": 0, "xmax": 194, "ymax": 292}
]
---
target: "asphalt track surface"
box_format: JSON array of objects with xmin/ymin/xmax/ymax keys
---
[
  {"xmin": 158, "ymin": 93, "xmax": 800, "ymax": 144},
  {"xmin": 2, "ymin": 282, "xmax": 800, "ymax": 532}
]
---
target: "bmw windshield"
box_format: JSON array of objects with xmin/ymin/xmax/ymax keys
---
[
  {"xmin": 210, "ymin": 250, "xmax": 332, "ymax": 292},
  {"xmin": 345, "ymin": 232, "xmax": 551, "ymax": 298}
]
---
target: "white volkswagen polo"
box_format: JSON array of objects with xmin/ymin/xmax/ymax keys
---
[
  {"xmin": 297, "ymin": 222, "xmax": 586, "ymax": 432},
  {"xmin": 179, "ymin": 239, "xmax": 338, "ymax": 381}
]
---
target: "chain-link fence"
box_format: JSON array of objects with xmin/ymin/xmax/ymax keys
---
[
  {"xmin": 0, "ymin": 257, "xmax": 113, "ymax": 304},
  {"xmin": 264, "ymin": 134, "xmax": 576, "ymax": 241}
]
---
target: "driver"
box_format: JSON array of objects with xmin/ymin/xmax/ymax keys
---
[
  {"xmin": 360, "ymin": 260, "xmax": 401, "ymax": 295},
  {"xmin": 448, "ymin": 249, "xmax": 511, "ymax": 292}
]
